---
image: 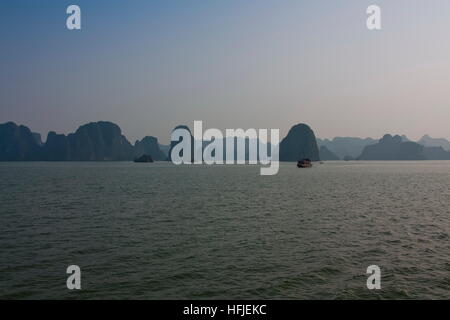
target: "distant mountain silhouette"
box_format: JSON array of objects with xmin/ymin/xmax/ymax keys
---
[
  {"xmin": 3, "ymin": 121, "xmax": 450, "ymax": 162},
  {"xmin": 0, "ymin": 121, "xmax": 166, "ymax": 161},
  {"xmin": 279, "ymin": 123, "xmax": 320, "ymax": 161},
  {"xmin": 418, "ymin": 135, "xmax": 450, "ymax": 151},
  {"xmin": 42, "ymin": 121, "xmax": 134, "ymax": 161},
  {"xmin": 318, "ymin": 134, "xmax": 450, "ymax": 160},
  {"xmin": 32, "ymin": 132, "xmax": 43, "ymax": 146},
  {"xmin": 159, "ymin": 144, "xmax": 170, "ymax": 157},
  {"xmin": 317, "ymin": 137, "xmax": 377, "ymax": 159},
  {"xmin": 400, "ymin": 135, "xmax": 410, "ymax": 142},
  {"xmin": 134, "ymin": 136, "xmax": 167, "ymax": 161},
  {"xmin": 43, "ymin": 131, "xmax": 72, "ymax": 160},
  {"xmin": 358, "ymin": 134, "xmax": 426, "ymax": 160},
  {"xmin": 319, "ymin": 146, "xmax": 339, "ymax": 160},
  {"xmin": 423, "ymin": 146, "xmax": 450, "ymax": 160},
  {"xmin": 0, "ymin": 122, "xmax": 41, "ymax": 161}
]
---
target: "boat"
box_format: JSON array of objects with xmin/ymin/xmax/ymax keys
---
[
  {"xmin": 134, "ymin": 154, "xmax": 154, "ymax": 163},
  {"xmin": 297, "ymin": 158, "xmax": 312, "ymax": 168}
]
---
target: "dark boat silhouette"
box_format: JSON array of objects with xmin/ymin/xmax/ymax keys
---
[
  {"xmin": 297, "ymin": 158, "xmax": 312, "ymax": 168},
  {"xmin": 134, "ymin": 154, "xmax": 154, "ymax": 163}
]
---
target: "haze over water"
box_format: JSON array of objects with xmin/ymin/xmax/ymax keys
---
[{"xmin": 0, "ymin": 161, "xmax": 448, "ymax": 299}]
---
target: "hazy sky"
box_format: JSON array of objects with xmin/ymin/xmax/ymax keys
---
[{"xmin": 1, "ymin": 0, "xmax": 450, "ymax": 143}]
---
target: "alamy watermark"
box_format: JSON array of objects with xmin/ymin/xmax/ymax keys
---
[
  {"xmin": 367, "ymin": 5, "xmax": 382, "ymax": 30},
  {"xmin": 66, "ymin": 4, "xmax": 381, "ymax": 31},
  {"xmin": 170, "ymin": 121, "xmax": 280, "ymax": 176},
  {"xmin": 66, "ymin": 265, "xmax": 81, "ymax": 290},
  {"xmin": 66, "ymin": 5, "xmax": 81, "ymax": 30},
  {"xmin": 366, "ymin": 265, "xmax": 381, "ymax": 290}
]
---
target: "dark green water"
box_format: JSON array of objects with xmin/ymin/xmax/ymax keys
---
[{"xmin": 0, "ymin": 161, "xmax": 449, "ymax": 299}]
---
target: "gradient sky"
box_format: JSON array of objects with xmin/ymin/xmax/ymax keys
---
[{"xmin": 1, "ymin": 0, "xmax": 450, "ymax": 143}]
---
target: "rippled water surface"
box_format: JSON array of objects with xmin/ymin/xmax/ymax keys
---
[{"xmin": 0, "ymin": 161, "xmax": 449, "ymax": 299}]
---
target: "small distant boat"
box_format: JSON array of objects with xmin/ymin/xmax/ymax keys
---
[
  {"xmin": 134, "ymin": 154, "xmax": 154, "ymax": 163},
  {"xmin": 297, "ymin": 158, "xmax": 312, "ymax": 168}
]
